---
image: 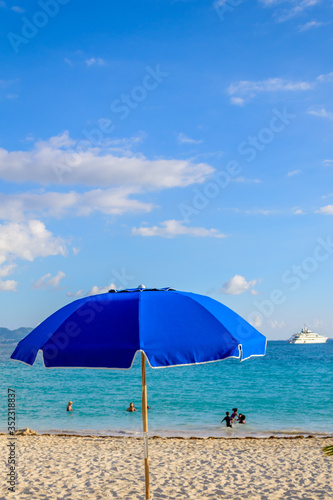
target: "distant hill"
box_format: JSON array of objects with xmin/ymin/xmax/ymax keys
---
[{"xmin": 0, "ymin": 327, "xmax": 33, "ymax": 344}]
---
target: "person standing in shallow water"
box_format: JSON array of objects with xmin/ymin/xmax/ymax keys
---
[
  {"xmin": 66, "ymin": 401, "xmax": 73, "ymax": 411},
  {"xmin": 230, "ymin": 408, "xmax": 238, "ymax": 422},
  {"xmin": 238, "ymin": 413, "xmax": 246, "ymax": 424},
  {"xmin": 221, "ymin": 411, "xmax": 232, "ymax": 428},
  {"xmin": 126, "ymin": 402, "xmax": 137, "ymax": 412}
]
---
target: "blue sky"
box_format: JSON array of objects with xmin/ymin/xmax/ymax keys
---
[{"xmin": 0, "ymin": 0, "xmax": 332, "ymax": 339}]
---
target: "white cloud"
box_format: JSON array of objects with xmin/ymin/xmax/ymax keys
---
[
  {"xmin": 0, "ymin": 263, "xmax": 16, "ymax": 278},
  {"xmin": 11, "ymin": 6, "xmax": 25, "ymax": 13},
  {"xmin": 259, "ymin": 0, "xmax": 316, "ymax": 5},
  {"xmin": 317, "ymin": 72, "xmax": 333, "ymax": 83},
  {"xmin": 214, "ymin": 0, "xmax": 229, "ymax": 6},
  {"xmin": 0, "ymin": 220, "xmax": 66, "ymax": 266},
  {"xmin": 0, "ymin": 79, "xmax": 16, "ymax": 89},
  {"xmin": 132, "ymin": 219, "xmax": 226, "ymax": 238},
  {"xmin": 220, "ymin": 275, "xmax": 257, "ymax": 295},
  {"xmin": 0, "ymin": 227, "xmax": 64, "ymax": 292},
  {"xmin": 67, "ymin": 283, "xmax": 117, "ymax": 297},
  {"xmin": 0, "ymin": 132, "xmax": 213, "ymax": 188},
  {"xmin": 316, "ymin": 205, "xmax": 333, "ymax": 215},
  {"xmin": 0, "ymin": 78, "xmax": 19, "ymax": 100},
  {"xmin": 189, "ymin": 150, "xmax": 224, "ymax": 161},
  {"xmin": 287, "ymin": 169, "xmax": 302, "ymax": 176},
  {"xmin": 101, "ymin": 132, "xmax": 146, "ymax": 152},
  {"xmin": 0, "ymin": 279, "xmax": 17, "ymax": 292},
  {"xmin": 227, "ymin": 77, "xmax": 312, "ymax": 104},
  {"xmin": 0, "ymin": 263, "xmax": 17, "ymax": 292},
  {"xmin": 230, "ymin": 207, "xmax": 276, "ymax": 215},
  {"xmin": 262, "ymin": 0, "xmax": 321, "ymax": 23},
  {"xmin": 24, "ymin": 135, "xmax": 35, "ymax": 142},
  {"xmin": 279, "ymin": 4, "xmax": 319, "ymax": 23},
  {"xmin": 48, "ymin": 271, "xmax": 65, "ymax": 287},
  {"xmin": 298, "ymin": 20, "xmax": 323, "ymax": 31},
  {"xmin": 88, "ymin": 283, "xmax": 116, "ymax": 295},
  {"xmin": 232, "ymin": 177, "xmax": 261, "ymax": 183},
  {"xmin": 230, "ymin": 97, "xmax": 245, "ymax": 106},
  {"xmin": 307, "ymin": 108, "xmax": 333, "ymax": 120},
  {"xmin": 244, "ymin": 209, "xmax": 277, "ymax": 215},
  {"xmin": 0, "ymin": 188, "xmax": 155, "ymax": 222},
  {"xmin": 323, "ymin": 159, "xmax": 333, "ymax": 167},
  {"xmin": 33, "ymin": 271, "xmax": 65, "ymax": 289},
  {"xmin": 85, "ymin": 58, "xmax": 106, "ymax": 66},
  {"xmin": 250, "ymin": 289, "xmax": 259, "ymax": 295},
  {"xmin": 66, "ymin": 289, "xmax": 84, "ymax": 298},
  {"xmin": 0, "ymin": 1, "xmax": 24, "ymax": 10},
  {"xmin": 258, "ymin": 1, "xmax": 281, "ymax": 5},
  {"xmin": 293, "ymin": 208, "xmax": 304, "ymax": 215},
  {"xmin": 249, "ymin": 314, "xmax": 262, "ymax": 329},
  {"xmin": 269, "ymin": 319, "xmax": 286, "ymax": 329},
  {"xmin": 177, "ymin": 133, "xmax": 203, "ymax": 145}
]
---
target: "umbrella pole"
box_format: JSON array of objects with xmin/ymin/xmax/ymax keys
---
[{"xmin": 141, "ymin": 352, "xmax": 150, "ymax": 499}]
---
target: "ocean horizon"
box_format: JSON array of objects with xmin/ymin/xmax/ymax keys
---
[{"xmin": 1, "ymin": 340, "xmax": 332, "ymax": 438}]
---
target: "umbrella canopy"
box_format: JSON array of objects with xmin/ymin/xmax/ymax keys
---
[
  {"xmin": 11, "ymin": 286, "xmax": 266, "ymax": 499},
  {"xmin": 11, "ymin": 287, "xmax": 266, "ymax": 368}
]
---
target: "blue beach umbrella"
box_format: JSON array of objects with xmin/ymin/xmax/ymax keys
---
[{"xmin": 11, "ymin": 286, "xmax": 266, "ymax": 499}]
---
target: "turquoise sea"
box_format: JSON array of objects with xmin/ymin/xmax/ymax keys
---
[{"xmin": 1, "ymin": 341, "xmax": 332, "ymax": 438}]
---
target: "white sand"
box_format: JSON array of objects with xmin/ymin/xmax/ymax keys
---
[{"xmin": 1, "ymin": 435, "xmax": 332, "ymax": 499}]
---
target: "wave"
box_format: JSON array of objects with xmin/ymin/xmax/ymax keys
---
[{"xmin": 1, "ymin": 427, "xmax": 331, "ymax": 439}]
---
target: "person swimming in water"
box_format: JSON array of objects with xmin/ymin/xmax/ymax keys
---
[
  {"xmin": 66, "ymin": 401, "xmax": 73, "ymax": 412},
  {"xmin": 126, "ymin": 402, "xmax": 137, "ymax": 412},
  {"xmin": 221, "ymin": 411, "xmax": 232, "ymax": 428}
]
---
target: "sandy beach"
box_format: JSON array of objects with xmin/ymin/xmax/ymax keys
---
[{"xmin": 1, "ymin": 434, "xmax": 332, "ymax": 499}]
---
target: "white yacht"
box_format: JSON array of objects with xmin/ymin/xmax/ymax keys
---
[{"xmin": 288, "ymin": 327, "xmax": 328, "ymax": 344}]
